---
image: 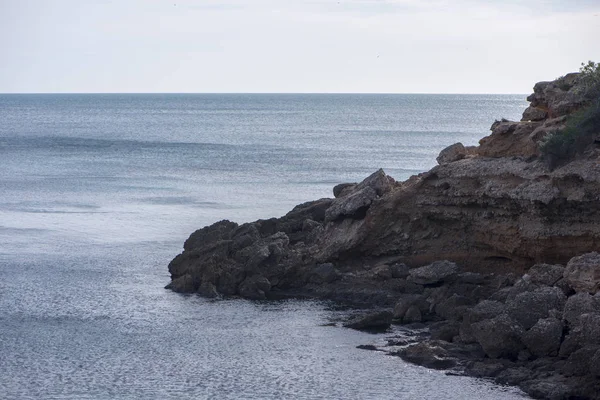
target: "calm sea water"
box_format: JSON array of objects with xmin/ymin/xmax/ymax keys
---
[{"xmin": 0, "ymin": 94, "xmax": 528, "ymax": 399}]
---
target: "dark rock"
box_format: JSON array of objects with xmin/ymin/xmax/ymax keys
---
[
  {"xmin": 506, "ymin": 287, "xmax": 566, "ymax": 329},
  {"xmin": 403, "ymin": 305, "xmax": 422, "ymax": 324},
  {"xmin": 527, "ymin": 263, "xmax": 565, "ymax": 286},
  {"xmin": 579, "ymin": 313, "xmax": 600, "ymax": 346},
  {"xmin": 333, "ymin": 183, "xmax": 356, "ymax": 198},
  {"xmin": 430, "ymin": 321, "xmax": 460, "ymax": 342},
  {"xmin": 562, "ymin": 347, "xmax": 596, "ymax": 376},
  {"xmin": 310, "ymin": 263, "xmax": 341, "ymax": 284},
  {"xmin": 590, "ymin": 348, "xmax": 600, "ymax": 377},
  {"xmin": 563, "ymin": 252, "xmax": 600, "ymax": 294},
  {"xmin": 459, "ymin": 300, "xmax": 506, "ymax": 343},
  {"xmin": 522, "ymin": 317, "xmax": 563, "ymax": 357},
  {"xmin": 521, "ymin": 379, "xmax": 572, "ymax": 400},
  {"xmin": 465, "ymin": 360, "xmax": 508, "ymax": 378},
  {"xmin": 392, "ymin": 294, "xmax": 422, "ymax": 320},
  {"xmin": 434, "ymin": 294, "xmax": 473, "ymax": 321},
  {"xmin": 471, "ymin": 314, "xmax": 525, "ymax": 359},
  {"xmin": 165, "ymin": 274, "xmax": 195, "ymax": 293},
  {"xmin": 455, "ymin": 272, "xmax": 485, "ymax": 285},
  {"xmin": 389, "ymin": 263, "xmax": 409, "ymax": 279},
  {"xmin": 238, "ymin": 275, "xmax": 271, "ymax": 300},
  {"xmin": 436, "ymin": 142, "xmax": 467, "ymax": 165},
  {"xmin": 563, "ymin": 292, "xmax": 600, "ymax": 326},
  {"xmin": 398, "ymin": 341, "xmax": 457, "ymax": 370},
  {"xmin": 344, "ymin": 311, "xmax": 393, "ymax": 332},
  {"xmin": 407, "ymin": 260, "xmax": 459, "ymax": 285},
  {"xmin": 356, "ymin": 344, "xmax": 381, "ymax": 351},
  {"xmin": 559, "ymin": 331, "xmax": 582, "ymax": 359},
  {"xmin": 325, "ymin": 186, "xmax": 376, "ymax": 222},
  {"xmin": 183, "ymin": 219, "xmax": 237, "ymax": 251}
]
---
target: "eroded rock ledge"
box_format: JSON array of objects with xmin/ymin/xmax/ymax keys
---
[{"xmin": 167, "ymin": 72, "xmax": 600, "ymax": 399}]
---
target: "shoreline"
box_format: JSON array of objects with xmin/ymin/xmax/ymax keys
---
[{"xmin": 166, "ymin": 71, "xmax": 600, "ymax": 399}]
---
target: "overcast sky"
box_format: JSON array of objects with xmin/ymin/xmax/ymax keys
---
[{"xmin": 1, "ymin": 0, "xmax": 599, "ymax": 93}]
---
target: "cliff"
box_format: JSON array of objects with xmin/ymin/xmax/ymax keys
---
[
  {"xmin": 166, "ymin": 71, "xmax": 600, "ymax": 399},
  {"xmin": 167, "ymin": 72, "xmax": 600, "ymax": 299}
]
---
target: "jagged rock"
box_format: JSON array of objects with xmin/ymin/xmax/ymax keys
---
[
  {"xmin": 521, "ymin": 317, "xmax": 563, "ymax": 357},
  {"xmin": 343, "ymin": 311, "xmax": 393, "ymax": 331},
  {"xmin": 333, "ymin": 183, "xmax": 356, "ymax": 198},
  {"xmin": 436, "ymin": 142, "xmax": 466, "ymax": 165},
  {"xmin": 471, "ymin": 314, "xmax": 525, "ymax": 359},
  {"xmin": 506, "ymin": 287, "xmax": 566, "ymax": 329},
  {"xmin": 563, "ymin": 252, "xmax": 600, "ymax": 294},
  {"xmin": 563, "ymin": 292, "xmax": 600, "ymax": 326},
  {"xmin": 527, "ymin": 263, "xmax": 565, "ymax": 286},
  {"xmin": 407, "ymin": 261, "xmax": 459, "ymax": 285},
  {"xmin": 325, "ymin": 186, "xmax": 376, "ymax": 222}
]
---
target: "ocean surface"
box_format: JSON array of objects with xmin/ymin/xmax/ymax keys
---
[{"xmin": 0, "ymin": 93, "xmax": 529, "ymax": 399}]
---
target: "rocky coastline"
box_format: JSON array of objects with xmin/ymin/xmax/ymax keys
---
[{"xmin": 166, "ymin": 72, "xmax": 600, "ymax": 399}]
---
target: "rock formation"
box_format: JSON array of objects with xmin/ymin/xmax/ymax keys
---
[{"xmin": 167, "ymin": 71, "xmax": 600, "ymax": 399}]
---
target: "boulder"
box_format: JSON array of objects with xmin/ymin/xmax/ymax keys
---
[
  {"xmin": 459, "ymin": 300, "xmax": 507, "ymax": 343},
  {"xmin": 579, "ymin": 313, "xmax": 600, "ymax": 346},
  {"xmin": 521, "ymin": 317, "xmax": 563, "ymax": 357},
  {"xmin": 407, "ymin": 260, "xmax": 459, "ymax": 285},
  {"xmin": 527, "ymin": 263, "xmax": 565, "ymax": 286},
  {"xmin": 436, "ymin": 143, "xmax": 467, "ymax": 165},
  {"xmin": 434, "ymin": 294, "xmax": 473, "ymax": 321},
  {"xmin": 563, "ymin": 292, "xmax": 600, "ymax": 326},
  {"xmin": 471, "ymin": 314, "xmax": 525, "ymax": 359},
  {"xmin": 506, "ymin": 287, "xmax": 566, "ymax": 329},
  {"xmin": 563, "ymin": 252, "xmax": 600, "ymax": 294},
  {"xmin": 343, "ymin": 311, "xmax": 393, "ymax": 331}
]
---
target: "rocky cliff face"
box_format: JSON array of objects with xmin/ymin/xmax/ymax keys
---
[
  {"xmin": 167, "ymin": 72, "xmax": 600, "ymax": 298},
  {"xmin": 167, "ymin": 72, "xmax": 600, "ymax": 399}
]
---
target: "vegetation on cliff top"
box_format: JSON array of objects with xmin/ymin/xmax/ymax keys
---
[{"xmin": 540, "ymin": 61, "xmax": 600, "ymax": 167}]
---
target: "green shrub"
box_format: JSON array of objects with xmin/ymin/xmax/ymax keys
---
[
  {"xmin": 577, "ymin": 60, "xmax": 600, "ymax": 99},
  {"xmin": 539, "ymin": 61, "xmax": 600, "ymax": 168},
  {"xmin": 540, "ymin": 98, "xmax": 600, "ymax": 167}
]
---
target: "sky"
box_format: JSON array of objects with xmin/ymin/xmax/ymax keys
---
[{"xmin": 0, "ymin": 0, "xmax": 599, "ymax": 93}]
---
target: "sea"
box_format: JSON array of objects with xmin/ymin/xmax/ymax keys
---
[{"xmin": 0, "ymin": 93, "xmax": 530, "ymax": 399}]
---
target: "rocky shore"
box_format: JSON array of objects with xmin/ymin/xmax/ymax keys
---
[{"xmin": 166, "ymin": 72, "xmax": 600, "ymax": 399}]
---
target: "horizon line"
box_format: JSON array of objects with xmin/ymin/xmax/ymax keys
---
[{"xmin": 0, "ymin": 91, "xmax": 529, "ymax": 96}]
